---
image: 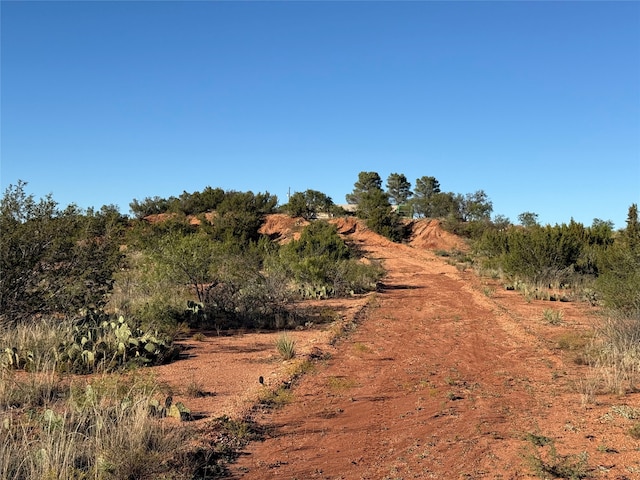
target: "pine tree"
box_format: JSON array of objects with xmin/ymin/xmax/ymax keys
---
[{"xmin": 385, "ymin": 173, "xmax": 412, "ymax": 205}]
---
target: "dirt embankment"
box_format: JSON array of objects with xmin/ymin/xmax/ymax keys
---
[{"xmin": 156, "ymin": 216, "xmax": 640, "ymax": 479}]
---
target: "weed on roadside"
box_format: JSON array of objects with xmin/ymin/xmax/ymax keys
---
[
  {"xmin": 523, "ymin": 433, "xmax": 591, "ymax": 479},
  {"xmin": 483, "ymin": 287, "xmax": 496, "ymax": 298},
  {"xmin": 590, "ymin": 315, "xmax": 640, "ymax": 395},
  {"xmin": 275, "ymin": 332, "xmax": 296, "ymax": 360},
  {"xmin": 629, "ymin": 423, "xmax": 640, "ymax": 440},
  {"xmin": 326, "ymin": 375, "xmax": 358, "ymax": 391},
  {"xmin": 185, "ymin": 377, "xmax": 213, "ymax": 398},
  {"xmin": 257, "ymin": 386, "xmax": 293, "ymax": 409},
  {"xmin": 353, "ymin": 342, "xmax": 371, "ymax": 354},
  {"xmin": 543, "ymin": 308, "xmax": 564, "ymax": 325}
]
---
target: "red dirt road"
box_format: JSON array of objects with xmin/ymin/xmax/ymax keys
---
[
  {"xmin": 155, "ymin": 217, "xmax": 640, "ymax": 479},
  {"xmin": 227, "ymin": 222, "xmax": 640, "ymax": 479}
]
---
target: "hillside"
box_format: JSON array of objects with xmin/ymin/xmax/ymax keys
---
[{"xmin": 155, "ymin": 215, "xmax": 639, "ymax": 479}]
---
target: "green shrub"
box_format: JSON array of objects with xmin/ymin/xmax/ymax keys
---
[
  {"xmin": 283, "ymin": 189, "xmax": 334, "ymax": 220},
  {"xmin": 1, "ymin": 182, "xmax": 124, "ymax": 325},
  {"xmin": 273, "ymin": 221, "xmax": 383, "ymax": 300},
  {"xmin": 475, "ymin": 219, "xmax": 614, "ymax": 288},
  {"xmin": 332, "ymin": 258, "xmax": 384, "ymax": 296},
  {"xmin": 108, "ymin": 249, "xmax": 189, "ymax": 331},
  {"xmin": 286, "ymin": 220, "xmax": 351, "ymax": 261},
  {"xmin": 207, "ymin": 191, "xmax": 277, "ymax": 245},
  {"xmin": 596, "ymin": 243, "xmax": 640, "ymax": 315}
]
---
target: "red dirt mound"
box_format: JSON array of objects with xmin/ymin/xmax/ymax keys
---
[
  {"xmin": 259, "ymin": 214, "xmax": 309, "ymax": 243},
  {"xmin": 407, "ymin": 218, "xmax": 468, "ymax": 251},
  {"xmin": 330, "ymin": 216, "xmax": 359, "ymax": 235},
  {"xmin": 143, "ymin": 212, "xmax": 216, "ymax": 226},
  {"xmin": 143, "ymin": 212, "xmax": 177, "ymax": 224}
]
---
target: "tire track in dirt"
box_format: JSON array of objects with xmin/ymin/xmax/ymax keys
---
[{"xmin": 230, "ymin": 235, "xmax": 580, "ymax": 479}]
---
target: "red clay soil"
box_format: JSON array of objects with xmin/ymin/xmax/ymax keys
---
[{"xmin": 156, "ymin": 216, "xmax": 640, "ymax": 479}]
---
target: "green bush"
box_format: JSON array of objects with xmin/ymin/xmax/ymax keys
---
[
  {"xmin": 207, "ymin": 191, "xmax": 277, "ymax": 245},
  {"xmin": 273, "ymin": 221, "xmax": 383, "ymax": 299},
  {"xmin": 474, "ymin": 220, "xmax": 612, "ymax": 287},
  {"xmin": 107, "ymin": 250, "xmax": 188, "ymax": 330},
  {"xmin": 596, "ymin": 243, "xmax": 640, "ymax": 315},
  {"xmin": 0, "ymin": 182, "xmax": 125, "ymax": 325},
  {"xmin": 283, "ymin": 189, "xmax": 334, "ymax": 220},
  {"xmin": 286, "ymin": 220, "xmax": 351, "ymax": 261},
  {"xmin": 332, "ymin": 258, "xmax": 384, "ymax": 296}
]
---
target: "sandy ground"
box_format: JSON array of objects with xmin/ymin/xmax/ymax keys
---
[{"xmin": 156, "ymin": 216, "xmax": 640, "ymax": 479}]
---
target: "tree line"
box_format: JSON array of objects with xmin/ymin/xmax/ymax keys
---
[
  {"xmin": 0, "ymin": 181, "xmax": 383, "ymax": 335},
  {"xmin": 2, "ymin": 177, "xmax": 637, "ymax": 335},
  {"xmin": 475, "ymin": 204, "xmax": 639, "ymax": 315},
  {"xmin": 342, "ymin": 171, "xmax": 493, "ymax": 240},
  {"xmin": 277, "ymin": 171, "xmax": 494, "ymax": 242}
]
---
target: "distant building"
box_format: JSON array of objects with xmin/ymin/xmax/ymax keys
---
[{"xmin": 338, "ymin": 204, "xmax": 358, "ymax": 213}]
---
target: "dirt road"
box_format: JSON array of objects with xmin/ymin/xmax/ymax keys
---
[{"xmin": 228, "ymin": 223, "xmax": 639, "ymax": 479}]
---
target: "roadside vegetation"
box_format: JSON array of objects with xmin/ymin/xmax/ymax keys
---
[
  {"xmin": 0, "ymin": 180, "xmax": 383, "ymax": 478},
  {"xmin": 472, "ymin": 203, "xmax": 640, "ymax": 397},
  {"xmin": 2, "ymin": 175, "xmax": 638, "ymax": 478},
  {"xmin": 340, "ymin": 170, "xmax": 639, "ymax": 401}
]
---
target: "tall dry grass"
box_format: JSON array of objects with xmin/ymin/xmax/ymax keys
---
[
  {"xmin": 1, "ymin": 318, "xmax": 74, "ymax": 372},
  {"xmin": 590, "ymin": 314, "xmax": 640, "ymax": 395},
  {"xmin": 0, "ymin": 371, "xmax": 188, "ymax": 480},
  {"xmin": 0, "ymin": 319, "xmax": 195, "ymax": 479}
]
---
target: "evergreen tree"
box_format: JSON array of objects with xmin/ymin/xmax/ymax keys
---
[
  {"xmin": 346, "ymin": 172, "xmax": 404, "ymax": 241},
  {"xmin": 518, "ymin": 212, "xmax": 539, "ymax": 227},
  {"xmin": 285, "ymin": 189, "xmax": 334, "ymax": 220},
  {"xmin": 346, "ymin": 172, "xmax": 383, "ymax": 205},
  {"xmin": 412, "ymin": 176, "xmax": 441, "ymax": 217},
  {"xmin": 461, "ymin": 190, "xmax": 493, "ymax": 222},
  {"xmin": 385, "ymin": 173, "xmax": 412, "ymax": 205}
]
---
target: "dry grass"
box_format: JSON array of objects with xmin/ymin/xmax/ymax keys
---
[
  {"xmin": 590, "ymin": 315, "xmax": 640, "ymax": 395},
  {"xmin": 326, "ymin": 375, "xmax": 358, "ymax": 391},
  {"xmin": 543, "ymin": 308, "xmax": 564, "ymax": 325},
  {"xmin": 257, "ymin": 386, "xmax": 293, "ymax": 409},
  {"xmin": 0, "ymin": 317, "xmax": 208, "ymax": 479},
  {"xmin": 1, "ymin": 318, "xmax": 74, "ymax": 372},
  {"xmin": 0, "ymin": 371, "xmax": 189, "ymax": 480}
]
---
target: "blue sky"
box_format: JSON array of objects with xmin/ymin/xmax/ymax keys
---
[{"xmin": 2, "ymin": 1, "xmax": 639, "ymax": 228}]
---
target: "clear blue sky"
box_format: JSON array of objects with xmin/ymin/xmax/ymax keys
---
[{"xmin": 2, "ymin": 1, "xmax": 639, "ymax": 228}]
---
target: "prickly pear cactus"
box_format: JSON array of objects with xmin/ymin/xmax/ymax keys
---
[
  {"xmin": 167, "ymin": 401, "xmax": 191, "ymax": 421},
  {"xmin": 1, "ymin": 315, "xmax": 177, "ymax": 374}
]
